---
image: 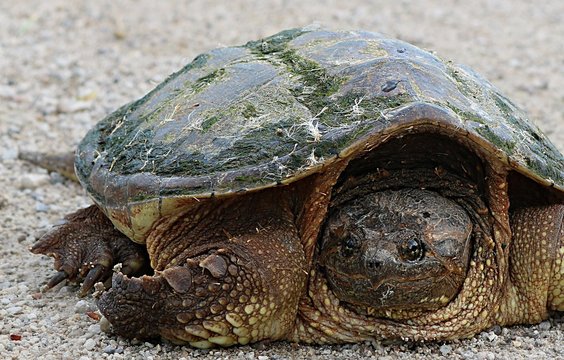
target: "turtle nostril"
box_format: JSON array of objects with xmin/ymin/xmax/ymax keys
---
[{"xmin": 366, "ymin": 257, "xmax": 381, "ymax": 270}]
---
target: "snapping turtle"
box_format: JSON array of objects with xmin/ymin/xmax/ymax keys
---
[{"xmin": 27, "ymin": 28, "xmax": 564, "ymax": 347}]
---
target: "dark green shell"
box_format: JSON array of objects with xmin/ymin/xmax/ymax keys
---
[{"xmin": 77, "ymin": 28, "xmax": 564, "ymax": 209}]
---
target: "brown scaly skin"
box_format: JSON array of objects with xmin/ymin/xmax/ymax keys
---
[
  {"xmin": 504, "ymin": 205, "xmax": 564, "ymax": 317},
  {"xmin": 99, "ymin": 189, "xmax": 307, "ymax": 347}
]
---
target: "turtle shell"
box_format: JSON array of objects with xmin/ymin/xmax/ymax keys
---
[{"xmin": 76, "ymin": 28, "xmax": 564, "ymax": 241}]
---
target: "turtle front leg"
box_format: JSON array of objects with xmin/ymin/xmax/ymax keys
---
[
  {"xmin": 98, "ymin": 203, "xmax": 307, "ymax": 348},
  {"xmin": 31, "ymin": 205, "xmax": 148, "ymax": 296},
  {"xmin": 501, "ymin": 204, "xmax": 564, "ymax": 324},
  {"xmin": 97, "ymin": 202, "xmax": 307, "ymax": 348}
]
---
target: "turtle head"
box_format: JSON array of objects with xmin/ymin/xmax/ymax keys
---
[{"xmin": 320, "ymin": 189, "xmax": 473, "ymax": 312}]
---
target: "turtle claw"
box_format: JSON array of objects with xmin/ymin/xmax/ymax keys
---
[
  {"xmin": 80, "ymin": 264, "xmax": 111, "ymax": 297},
  {"xmin": 45, "ymin": 270, "xmax": 69, "ymax": 290}
]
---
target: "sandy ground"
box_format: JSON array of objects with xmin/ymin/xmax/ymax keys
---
[{"xmin": 0, "ymin": 0, "xmax": 563, "ymax": 359}]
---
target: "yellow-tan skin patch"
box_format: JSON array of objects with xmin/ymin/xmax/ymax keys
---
[{"xmin": 548, "ymin": 241, "xmax": 564, "ymax": 311}]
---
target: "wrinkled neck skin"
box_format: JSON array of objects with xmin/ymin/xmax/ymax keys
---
[{"xmin": 294, "ymin": 163, "xmax": 512, "ymax": 343}]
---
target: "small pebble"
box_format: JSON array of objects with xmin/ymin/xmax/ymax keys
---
[
  {"xmin": 490, "ymin": 325, "xmax": 502, "ymax": 335},
  {"xmin": 87, "ymin": 323, "xmax": 101, "ymax": 335},
  {"xmin": 74, "ymin": 300, "xmax": 92, "ymax": 313},
  {"xmin": 512, "ymin": 340, "xmax": 522, "ymax": 347},
  {"xmin": 538, "ymin": 321, "xmax": 551, "ymax": 331},
  {"xmin": 18, "ymin": 174, "xmax": 51, "ymax": 190},
  {"xmin": 485, "ymin": 332, "xmax": 497, "ymax": 342},
  {"xmin": 0, "ymin": 85, "xmax": 17, "ymax": 99},
  {"xmin": 99, "ymin": 316, "xmax": 111, "ymax": 332},
  {"xmin": 439, "ymin": 344, "xmax": 452, "ymax": 355},
  {"xmin": 7, "ymin": 306, "xmax": 22, "ymax": 315},
  {"xmin": 103, "ymin": 344, "xmax": 117, "ymax": 354},
  {"xmin": 57, "ymin": 99, "xmax": 91, "ymax": 113},
  {"xmin": 1, "ymin": 148, "xmax": 18, "ymax": 161},
  {"xmin": 84, "ymin": 338, "xmax": 96, "ymax": 350},
  {"xmin": 35, "ymin": 202, "xmax": 50, "ymax": 212},
  {"xmin": 49, "ymin": 172, "xmax": 66, "ymax": 184},
  {"xmin": 476, "ymin": 351, "xmax": 496, "ymax": 360}
]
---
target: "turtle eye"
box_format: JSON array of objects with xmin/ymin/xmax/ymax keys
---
[
  {"xmin": 340, "ymin": 236, "xmax": 361, "ymax": 257},
  {"xmin": 398, "ymin": 238, "xmax": 424, "ymax": 262}
]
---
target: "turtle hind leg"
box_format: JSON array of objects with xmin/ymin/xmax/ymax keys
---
[
  {"xmin": 31, "ymin": 205, "xmax": 149, "ymax": 296},
  {"xmin": 547, "ymin": 205, "xmax": 564, "ymax": 312},
  {"xmin": 18, "ymin": 151, "xmax": 78, "ymax": 182},
  {"xmin": 504, "ymin": 204, "xmax": 564, "ymax": 323}
]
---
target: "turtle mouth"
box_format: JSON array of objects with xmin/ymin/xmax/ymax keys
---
[{"xmin": 324, "ymin": 264, "xmax": 460, "ymax": 310}]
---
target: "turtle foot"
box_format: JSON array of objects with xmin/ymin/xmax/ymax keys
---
[
  {"xmin": 97, "ymin": 267, "xmax": 194, "ymax": 341},
  {"xmin": 97, "ymin": 257, "xmax": 239, "ymax": 346},
  {"xmin": 31, "ymin": 205, "xmax": 148, "ymax": 296},
  {"xmin": 97, "ymin": 247, "xmax": 302, "ymax": 348}
]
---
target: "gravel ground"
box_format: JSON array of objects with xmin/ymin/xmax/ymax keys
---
[{"xmin": 1, "ymin": 1, "xmax": 563, "ymax": 359}]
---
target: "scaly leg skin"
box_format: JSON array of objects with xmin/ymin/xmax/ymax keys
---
[
  {"xmin": 31, "ymin": 205, "xmax": 148, "ymax": 296},
  {"xmin": 97, "ymin": 197, "xmax": 307, "ymax": 348},
  {"xmin": 499, "ymin": 204, "xmax": 564, "ymax": 324}
]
